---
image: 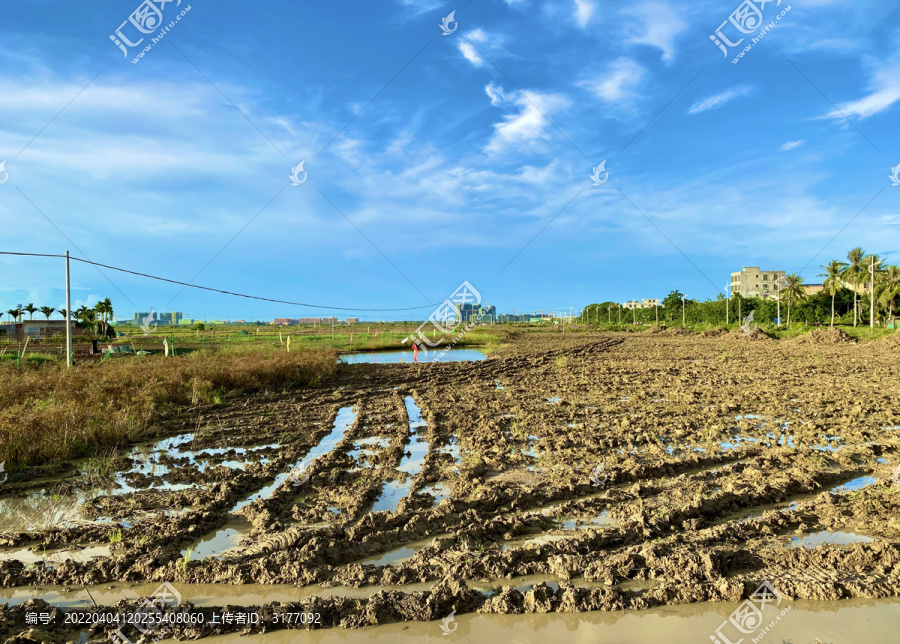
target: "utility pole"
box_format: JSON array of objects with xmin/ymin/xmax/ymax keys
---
[
  {"xmin": 655, "ymin": 301, "xmax": 658, "ymax": 325},
  {"xmin": 776, "ymin": 275, "xmax": 784, "ymax": 326},
  {"xmin": 632, "ymin": 302, "xmax": 636, "ymax": 324},
  {"xmin": 65, "ymin": 250, "xmax": 72, "ymax": 367},
  {"xmin": 870, "ymin": 255, "xmax": 876, "ymax": 328},
  {"xmin": 331, "ymin": 314, "xmax": 335, "ymax": 347},
  {"xmin": 724, "ymin": 283, "xmax": 730, "ymax": 325},
  {"xmin": 608, "ymin": 306, "xmax": 611, "ymax": 324},
  {"xmin": 682, "ymin": 295, "xmax": 685, "ymax": 327},
  {"xmin": 617, "ymin": 305, "xmax": 621, "ymax": 324}
]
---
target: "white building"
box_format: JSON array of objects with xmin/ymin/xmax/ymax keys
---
[
  {"xmin": 622, "ymin": 299, "xmax": 661, "ymax": 310},
  {"xmin": 730, "ymin": 267, "xmax": 786, "ymax": 300}
]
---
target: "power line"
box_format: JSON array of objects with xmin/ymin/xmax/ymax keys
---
[{"xmin": 0, "ymin": 251, "xmax": 441, "ymax": 312}]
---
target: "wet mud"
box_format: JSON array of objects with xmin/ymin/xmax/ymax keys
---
[{"xmin": 0, "ymin": 330, "xmax": 897, "ymax": 642}]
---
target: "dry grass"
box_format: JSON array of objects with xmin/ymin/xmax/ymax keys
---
[{"xmin": 0, "ymin": 346, "xmax": 338, "ymax": 469}]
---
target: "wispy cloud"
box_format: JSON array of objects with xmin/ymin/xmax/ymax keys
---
[
  {"xmin": 574, "ymin": 0, "xmax": 596, "ymax": 28},
  {"xmin": 780, "ymin": 140, "xmax": 803, "ymax": 151},
  {"xmin": 821, "ymin": 58, "xmax": 899, "ymax": 121},
  {"xmin": 457, "ymin": 29, "xmax": 494, "ymax": 68},
  {"xmin": 622, "ymin": 2, "xmax": 688, "ymax": 62},
  {"xmin": 580, "ymin": 58, "xmax": 646, "ymax": 104},
  {"xmin": 484, "ymin": 87, "xmax": 570, "ymax": 155},
  {"xmin": 687, "ymin": 85, "xmax": 753, "ymax": 114}
]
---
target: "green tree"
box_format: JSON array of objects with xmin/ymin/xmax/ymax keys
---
[
  {"xmin": 843, "ymin": 247, "xmax": 865, "ymax": 327},
  {"xmin": 6, "ymin": 308, "xmax": 20, "ymax": 324},
  {"xmin": 661, "ymin": 290, "xmax": 685, "ymax": 322},
  {"xmin": 781, "ymin": 274, "xmax": 805, "ymax": 326},
  {"xmin": 23, "ymin": 303, "xmax": 37, "ymax": 320},
  {"xmin": 819, "ymin": 260, "xmax": 848, "ymax": 327},
  {"xmin": 876, "ymin": 265, "xmax": 899, "ymax": 326},
  {"xmin": 94, "ymin": 299, "xmax": 114, "ymax": 336},
  {"xmin": 39, "ymin": 306, "xmax": 55, "ymax": 320}
]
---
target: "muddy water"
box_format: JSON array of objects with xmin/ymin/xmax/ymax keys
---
[
  {"xmin": 370, "ymin": 398, "xmax": 429, "ymax": 513},
  {"xmin": 152, "ymin": 598, "xmax": 899, "ymax": 644},
  {"xmin": 339, "ymin": 349, "xmax": 487, "ymax": 364},
  {"xmin": 180, "ymin": 408, "xmax": 358, "ymax": 559},
  {"xmin": 232, "ymin": 407, "xmax": 357, "ymax": 513}
]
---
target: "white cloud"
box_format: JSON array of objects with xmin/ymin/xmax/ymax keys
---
[
  {"xmin": 821, "ymin": 58, "xmax": 899, "ymax": 121},
  {"xmin": 457, "ymin": 29, "xmax": 495, "ymax": 68},
  {"xmin": 485, "ymin": 82, "xmax": 510, "ymax": 107},
  {"xmin": 574, "ymin": 0, "xmax": 596, "ymax": 28},
  {"xmin": 484, "ymin": 88, "xmax": 571, "ymax": 155},
  {"xmin": 687, "ymin": 86, "xmax": 753, "ymax": 114},
  {"xmin": 580, "ymin": 58, "xmax": 646, "ymax": 104},
  {"xmin": 458, "ymin": 41, "xmax": 483, "ymax": 66},
  {"xmin": 780, "ymin": 140, "xmax": 804, "ymax": 151},
  {"xmin": 622, "ymin": 2, "xmax": 688, "ymax": 63}
]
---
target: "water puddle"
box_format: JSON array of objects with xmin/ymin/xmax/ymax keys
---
[
  {"xmin": 232, "ymin": 407, "xmax": 357, "ymax": 513},
  {"xmin": 501, "ymin": 533, "xmax": 573, "ymax": 550},
  {"xmin": 353, "ymin": 535, "xmax": 442, "ymax": 567},
  {"xmin": 182, "ymin": 522, "xmax": 248, "ymax": 560},
  {"xmin": 370, "ymin": 398, "xmax": 429, "ymax": 514},
  {"xmin": 419, "ymin": 481, "xmax": 452, "ymax": 505},
  {"xmin": 560, "ymin": 510, "xmax": 615, "ymax": 530},
  {"xmin": 0, "ymin": 545, "xmax": 111, "ymax": 567},
  {"xmin": 830, "ymin": 476, "xmax": 877, "ymax": 494},
  {"xmin": 546, "ymin": 397, "xmax": 561, "ymax": 404},
  {"xmin": 789, "ymin": 531, "xmax": 875, "ymax": 548},
  {"xmin": 339, "ymin": 349, "xmax": 486, "ymax": 364}
]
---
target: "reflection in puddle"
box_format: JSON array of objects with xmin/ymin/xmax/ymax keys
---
[
  {"xmin": 354, "ymin": 535, "xmax": 442, "ymax": 567},
  {"xmin": 232, "ymin": 407, "xmax": 357, "ymax": 513},
  {"xmin": 182, "ymin": 524, "xmax": 247, "ymax": 560},
  {"xmin": 560, "ymin": 510, "xmax": 615, "ymax": 530},
  {"xmin": 0, "ymin": 545, "xmax": 111, "ymax": 567},
  {"xmin": 830, "ymin": 476, "xmax": 877, "ymax": 494},
  {"xmin": 371, "ymin": 398, "xmax": 429, "ymax": 514},
  {"xmin": 790, "ymin": 531, "xmax": 874, "ymax": 548},
  {"xmin": 419, "ymin": 482, "xmax": 452, "ymax": 505},
  {"xmin": 339, "ymin": 349, "xmax": 486, "ymax": 364}
]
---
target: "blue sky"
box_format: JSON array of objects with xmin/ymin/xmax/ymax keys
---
[{"xmin": 1, "ymin": 0, "xmax": 897, "ymax": 321}]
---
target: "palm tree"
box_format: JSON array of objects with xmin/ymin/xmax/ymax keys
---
[
  {"xmin": 39, "ymin": 306, "xmax": 55, "ymax": 320},
  {"xmin": 23, "ymin": 303, "xmax": 38, "ymax": 320},
  {"xmin": 74, "ymin": 305, "xmax": 89, "ymax": 329},
  {"xmin": 781, "ymin": 273, "xmax": 805, "ymax": 326},
  {"xmin": 6, "ymin": 309, "xmax": 19, "ymax": 324},
  {"xmin": 819, "ymin": 260, "xmax": 847, "ymax": 327},
  {"xmin": 58, "ymin": 308, "xmax": 69, "ymax": 321},
  {"xmin": 82, "ymin": 309, "xmax": 98, "ymax": 334},
  {"xmin": 95, "ymin": 297, "xmax": 114, "ymax": 336},
  {"xmin": 876, "ymin": 265, "xmax": 899, "ymax": 327},
  {"xmin": 843, "ymin": 247, "xmax": 865, "ymax": 327},
  {"xmin": 94, "ymin": 301, "xmax": 108, "ymax": 336}
]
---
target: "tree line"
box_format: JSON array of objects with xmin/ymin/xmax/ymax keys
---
[
  {"xmin": 583, "ymin": 247, "xmax": 899, "ymax": 328},
  {"xmin": 4, "ymin": 298, "xmax": 116, "ymax": 336}
]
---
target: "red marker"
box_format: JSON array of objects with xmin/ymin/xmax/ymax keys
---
[{"xmin": 413, "ymin": 342, "xmax": 418, "ymax": 362}]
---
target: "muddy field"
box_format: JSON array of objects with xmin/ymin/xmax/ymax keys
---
[{"xmin": 0, "ymin": 329, "xmax": 898, "ymax": 642}]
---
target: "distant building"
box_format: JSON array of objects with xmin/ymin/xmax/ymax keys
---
[
  {"xmin": 0, "ymin": 319, "xmax": 76, "ymax": 340},
  {"xmin": 622, "ymin": 299, "xmax": 660, "ymax": 310},
  {"xmin": 344, "ymin": 318, "xmax": 360, "ymax": 324},
  {"xmin": 134, "ymin": 312, "xmax": 182, "ymax": 325},
  {"xmin": 273, "ymin": 318, "xmax": 298, "ymax": 326},
  {"xmin": 730, "ymin": 267, "xmax": 785, "ymax": 300},
  {"xmin": 803, "ymin": 283, "xmax": 824, "ymax": 296}
]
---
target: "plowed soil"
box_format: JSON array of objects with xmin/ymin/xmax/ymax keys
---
[{"xmin": 1, "ymin": 330, "xmax": 897, "ymax": 643}]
